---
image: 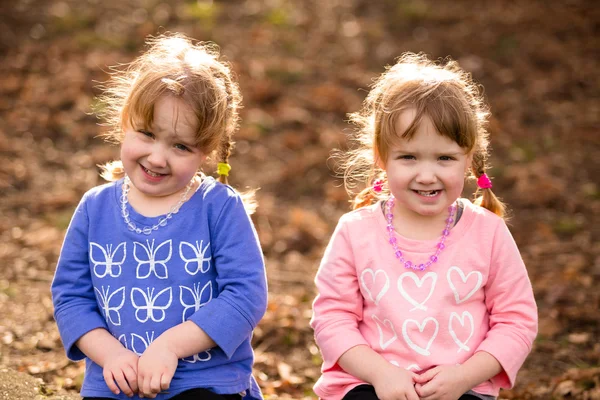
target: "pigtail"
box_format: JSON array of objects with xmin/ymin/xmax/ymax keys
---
[
  {"xmin": 471, "ymin": 151, "xmax": 506, "ymax": 218},
  {"xmin": 212, "ymin": 67, "xmax": 257, "ymax": 214},
  {"xmin": 213, "ymin": 67, "xmax": 236, "ymax": 186},
  {"xmin": 99, "ymin": 160, "xmax": 125, "ymax": 182},
  {"xmin": 353, "ymin": 186, "xmax": 377, "ymax": 210},
  {"xmin": 216, "ymin": 139, "xmax": 232, "ymax": 185},
  {"xmin": 352, "ymin": 173, "xmax": 386, "ymax": 210}
]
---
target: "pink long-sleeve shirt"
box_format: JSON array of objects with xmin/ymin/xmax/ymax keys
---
[{"xmin": 310, "ymin": 199, "xmax": 538, "ymax": 399}]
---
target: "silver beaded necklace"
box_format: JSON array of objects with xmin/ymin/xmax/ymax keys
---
[{"xmin": 120, "ymin": 175, "xmax": 194, "ymax": 235}]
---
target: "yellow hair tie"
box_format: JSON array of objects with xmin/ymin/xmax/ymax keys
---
[{"xmin": 217, "ymin": 162, "xmax": 231, "ymax": 176}]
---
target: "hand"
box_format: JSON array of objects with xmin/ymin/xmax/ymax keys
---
[
  {"xmin": 137, "ymin": 340, "xmax": 179, "ymax": 398},
  {"xmin": 102, "ymin": 348, "xmax": 139, "ymax": 397},
  {"xmin": 371, "ymin": 363, "xmax": 419, "ymax": 400},
  {"xmin": 414, "ymin": 365, "xmax": 469, "ymax": 400}
]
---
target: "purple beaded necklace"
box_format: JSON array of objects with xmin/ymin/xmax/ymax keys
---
[{"xmin": 385, "ymin": 196, "xmax": 456, "ymax": 271}]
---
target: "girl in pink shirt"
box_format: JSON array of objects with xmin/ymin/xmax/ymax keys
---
[{"xmin": 310, "ymin": 53, "xmax": 538, "ymax": 400}]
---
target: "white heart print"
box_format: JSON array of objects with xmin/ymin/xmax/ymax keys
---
[
  {"xmin": 372, "ymin": 315, "xmax": 398, "ymax": 349},
  {"xmin": 361, "ymin": 269, "xmax": 390, "ymax": 305},
  {"xmin": 448, "ymin": 311, "xmax": 474, "ymax": 352},
  {"xmin": 390, "ymin": 361, "xmax": 421, "ymax": 372},
  {"xmin": 397, "ymin": 271, "xmax": 437, "ymax": 311},
  {"xmin": 447, "ymin": 266, "xmax": 482, "ymax": 304},
  {"xmin": 402, "ymin": 317, "xmax": 439, "ymax": 356}
]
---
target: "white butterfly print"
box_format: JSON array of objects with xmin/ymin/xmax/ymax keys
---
[
  {"xmin": 180, "ymin": 281, "xmax": 213, "ymax": 322},
  {"xmin": 117, "ymin": 334, "xmax": 128, "ymax": 349},
  {"xmin": 90, "ymin": 242, "xmax": 126, "ymax": 278},
  {"xmin": 94, "ymin": 286, "xmax": 126, "ymax": 326},
  {"xmin": 179, "ymin": 240, "xmax": 211, "ymax": 275},
  {"xmin": 183, "ymin": 349, "xmax": 212, "ymax": 363},
  {"xmin": 131, "ymin": 331, "xmax": 155, "ymax": 356},
  {"xmin": 131, "ymin": 287, "xmax": 173, "ymax": 323},
  {"xmin": 134, "ymin": 239, "xmax": 172, "ymax": 279}
]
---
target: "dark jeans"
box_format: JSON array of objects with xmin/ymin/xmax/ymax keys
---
[
  {"xmin": 84, "ymin": 387, "xmax": 242, "ymax": 400},
  {"xmin": 342, "ymin": 384, "xmax": 482, "ymax": 400}
]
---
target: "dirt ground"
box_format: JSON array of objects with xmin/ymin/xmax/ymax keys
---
[{"xmin": 0, "ymin": 0, "xmax": 598, "ymax": 399}]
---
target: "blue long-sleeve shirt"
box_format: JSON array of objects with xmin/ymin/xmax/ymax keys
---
[{"xmin": 51, "ymin": 177, "xmax": 268, "ymax": 399}]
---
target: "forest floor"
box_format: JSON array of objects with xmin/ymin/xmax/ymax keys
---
[{"xmin": 0, "ymin": 0, "xmax": 598, "ymax": 399}]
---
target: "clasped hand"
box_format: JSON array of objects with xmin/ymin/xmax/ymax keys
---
[
  {"xmin": 103, "ymin": 342, "xmax": 178, "ymax": 398},
  {"xmin": 372, "ymin": 364, "xmax": 469, "ymax": 400},
  {"xmin": 413, "ymin": 365, "xmax": 469, "ymax": 400},
  {"xmin": 371, "ymin": 364, "xmax": 420, "ymax": 400}
]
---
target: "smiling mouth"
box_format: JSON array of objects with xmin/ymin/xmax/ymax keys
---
[
  {"xmin": 414, "ymin": 190, "xmax": 440, "ymax": 197},
  {"xmin": 142, "ymin": 165, "xmax": 166, "ymax": 178}
]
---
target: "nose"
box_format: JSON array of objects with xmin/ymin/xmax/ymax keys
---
[
  {"xmin": 146, "ymin": 144, "xmax": 168, "ymax": 169},
  {"xmin": 415, "ymin": 164, "xmax": 437, "ymax": 185}
]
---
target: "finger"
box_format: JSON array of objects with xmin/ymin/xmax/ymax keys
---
[
  {"xmin": 103, "ymin": 370, "xmax": 120, "ymax": 395},
  {"xmin": 123, "ymin": 365, "xmax": 139, "ymax": 394},
  {"xmin": 137, "ymin": 376, "xmax": 144, "ymax": 398},
  {"xmin": 141, "ymin": 371, "xmax": 152, "ymax": 397},
  {"xmin": 415, "ymin": 367, "xmax": 438, "ymax": 383},
  {"xmin": 414, "ymin": 383, "xmax": 423, "ymax": 397},
  {"xmin": 417, "ymin": 382, "xmax": 436, "ymax": 399},
  {"xmin": 406, "ymin": 388, "xmax": 420, "ymax": 400},
  {"xmin": 160, "ymin": 369, "xmax": 174, "ymax": 391},
  {"xmin": 114, "ymin": 370, "xmax": 134, "ymax": 397},
  {"xmin": 150, "ymin": 373, "xmax": 162, "ymax": 393}
]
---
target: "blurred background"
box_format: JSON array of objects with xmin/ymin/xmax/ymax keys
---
[{"xmin": 0, "ymin": 0, "xmax": 598, "ymax": 398}]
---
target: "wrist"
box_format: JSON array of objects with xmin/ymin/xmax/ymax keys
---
[
  {"xmin": 456, "ymin": 364, "xmax": 477, "ymax": 392},
  {"xmin": 458, "ymin": 351, "xmax": 503, "ymax": 390},
  {"xmin": 368, "ymin": 360, "xmax": 400, "ymax": 386},
  {"xmin": 151, "ymin": 327, "xmax": 189, "ymax": 360},
  {"xmin": 147, "ymin": 334, "xmax": 177, "ymax": 357}
]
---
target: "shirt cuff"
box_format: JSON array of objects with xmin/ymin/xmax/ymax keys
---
[
  {"xmin": 189, "ymin": 297, "xmax": 253, "ymax": 359},
  {"xmin": 55, "ymin": 306, "xmax": 108, "ymax": 361}
]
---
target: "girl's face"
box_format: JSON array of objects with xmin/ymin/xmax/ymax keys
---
[
  {"xmin": 381, "ymin": 108, "xmax": 472, "ymax": 223},
  {"xmin": 120, "ymin": 95, "xmax": 206, "ymax": 201}
]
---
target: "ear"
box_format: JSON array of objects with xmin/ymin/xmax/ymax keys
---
[
  {"xmin": 196, "ymin": 151, "xmax": 209, "ymax": 167},
  {"xmin": 374, "ymin": 147, "xmax": 386, "ymax": 171},
  {"xmin": 465, "ymin": 151, "xmax": 474, "ymax": 174}
]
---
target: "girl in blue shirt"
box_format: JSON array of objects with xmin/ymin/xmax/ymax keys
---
[{"xmin": 51, "ymin": 33, "xmax": 268, "ymax": 400}]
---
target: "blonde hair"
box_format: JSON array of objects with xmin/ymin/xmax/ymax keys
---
[
  {"xmin": 95, "ymin": 33, "xmax": 252, "ymax": 205},
  {"xmin": 342, "ymin": 52, "xmax": 505, "ymax": 217}
]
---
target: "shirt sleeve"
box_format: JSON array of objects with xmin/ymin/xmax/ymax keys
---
[
  {"xmin": 51, "ymin": 195, "xmax": 109, "ymax": 361},
  {"xmin": 475, "ymin": 220, "xmax": 538, "ymax": 388},
  {"xmin": 310, "ymin": 216, "xmax": 369, "ymax": 370},
  {"xmin": 187, "ymin": 193, "xmax": 268, "ymax": 359}
]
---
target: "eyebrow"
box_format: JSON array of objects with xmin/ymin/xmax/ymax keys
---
[
  {"xmin": 149, "ymin": 123, "xmax": 197, "ymax": 146},
  {"xmin": 391, "ymin": 148, "xmax": 464, "ymax": 155}
]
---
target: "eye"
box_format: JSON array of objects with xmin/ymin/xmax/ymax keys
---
[
  {"xmin": 137, "ymin": 130, "xmax": 154, "ymax": 138},
  {"xmin": 397, "ymin": 155, "xmax": 416, "ymax": 160},
  {"xmin": 174, "ymin": 143, "xmax": 190, "ymax": 152},
  {"xmin": 439, "ymin": 155, "xmax": 456, "ymax": 161}
]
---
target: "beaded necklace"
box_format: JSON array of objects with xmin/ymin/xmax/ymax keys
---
[
  {"xmin": 120, "ymin": 175, "xmax": 194, "ymax": 235},
  {"xmin": 385, "ymin": 195, "xmax": 456, "ymax": 271}
]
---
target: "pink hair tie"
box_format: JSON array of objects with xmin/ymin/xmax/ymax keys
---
[
  {"xmin": 373, "ymin": 179, "xmax": 384, "ymax": 193},
  {"xmin": 477, "ymin": 173, "xmax": 493, "ymax": 189}
]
